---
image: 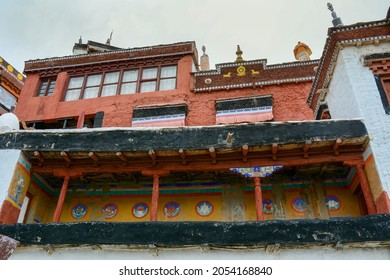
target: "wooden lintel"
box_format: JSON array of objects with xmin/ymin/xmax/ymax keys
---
[
  {"xmin": 272, "ymin": 143, "xmax": 278, "ymax": 160},
  {"xmin": 343, "ymin": 159, "xmax": 365, "ymax": 167},
  {"xmin": 116, "ymin": 152, "xmax": 128, "ymax": 164},
  {"xmin": 60, "ymin": 151, "xmax": 72, "ymax": 166},
  {"xmin": 242, "ymin": 145, "xmax": 248, "ymax": 162},
  {"xmin": 209, "ymin": 147, "xmax": 217, "ymax": 164},
  {"xmin": 141, "ymin": 169, "xmax": 170, "ymax": 177},
  {"xmin": 333, "ymin": 138, "xmax": 342, "ymax": 156},
  {"xmin": 32, "ymin": 154, "xmax": 365, "ymax": 175},
  {"xmin": 179, "ymin": 149, "xmax": 187, "ymax": 165},
  {"xmin": 303, "ymin": 140, "xmax": 312, "ymax": 159},
  {"xmin": 149, "ymin": 149, "xmax": 157, "ymax": 166},
  {"xmin": 33, "ymin": 151, "xmax": 44, "ymax": 166},
  {"xmin": 88, "ymin": 152, "xmax": 99, "ymax": 167}
]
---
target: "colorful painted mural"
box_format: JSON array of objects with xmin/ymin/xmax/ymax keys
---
[{"xmin": 6, "ymin": 154, "xmax": 31, "ymax": 209}]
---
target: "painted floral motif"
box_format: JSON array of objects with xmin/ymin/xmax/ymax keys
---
[
  {"xmin": 196, "ymin": 201, "xmax": 213, "ymax": 216},
  {"xmin": 291, "ymin": 197, "xmax": 308, "ymax": 213},
  {"xmin": 262, "ymin": 199, "xmax": 274, "ymax": 214},
  {"xmin": 72, "ymin": 203, "xmax": 87, "ymax": 219},
  {"xmin": 102, "ymin": 203, "xmax": 118, "ymax": 219},
  {"xmin": 132, "ymin": 203, "xmax": 149, "ymax": 218},
  {"xmin": 325, "ymin": 195, "xmax": 341, "ymax": 211},
  {"xmin": 164, "ymin": 202, "xmax": 180, "ymax": 217},
  {"xmin": 230, "ymin": 165, "xmax": 283, "ymax": 178}
]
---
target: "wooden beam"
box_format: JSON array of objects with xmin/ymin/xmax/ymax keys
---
[
  {"xmin": 88, "ymin": 152, "xmax": 99, "ymax": 167},
  {"xmin": 303, "ymin": 140, "xmax": 312, "ymax": 159},
  {"xmin": 32, "ymin": 154, "xmax": 365, "ymax": 176},
  {"xmin": 209, "ymin": 147, "xmax": 217, "ymax": 164},
  {"xmin": 254, "ymin": 177, "xmax": 264, "ymax": 221},
  {"xmin": 272, "ymin": 143, "xmax": 278, "ymax": 160},
  {"xmin": 53, "ymin": 175, "xmax": 70, "ymax": 222},
  {"xmin": 33, "ymin": 151, "xmax": 44, "ymax": 166},
  {"xmin": 355, "ymin": 164, "xmax": 376, "ymax": 215},
  {"xmin": 242, "ymin": 145, "xmax": 248, "ymax": 162},
  {"xmin": 149, "ymin": 149, "xmax": 157, "ymax": 166},
  {"xmin": 150, "ymin": 174, "xmax": 159, "ymax": 221},
  {"xmin": 333, "ymin": 138, "xmax": 342, "ymax": 156},
  {"xmin": 60, "ymin": 151, "xmax": 72, "ymax": 166},
  {"xmin": 116, "ymin": 152, "xmax": 128, "ymax": 165},
  {"xmin": 179, "ymin": 149, "xmax": 187, "ymax": 165}
]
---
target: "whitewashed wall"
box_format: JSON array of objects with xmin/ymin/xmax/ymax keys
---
[{"xmin": 326, "ymin": 42, "xmax": 390, "ymax": 194}]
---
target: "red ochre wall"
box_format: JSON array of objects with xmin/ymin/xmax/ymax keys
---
[{"xmin": 15, "ymin": 55, "xmax": 314, "ymax": 126}]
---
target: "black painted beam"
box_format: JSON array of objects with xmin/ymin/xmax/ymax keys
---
[
  {"xmin": 0, "ymin": 120, "xmax": 367, "ymax": 152},
  {"xmin": 0, "ymin": 215, "xmax": 389, "ymax": 246}
]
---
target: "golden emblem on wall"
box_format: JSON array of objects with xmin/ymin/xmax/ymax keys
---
[{"xmin": 237, "ymin": 66, "xmax": 246, "ymax": 76}]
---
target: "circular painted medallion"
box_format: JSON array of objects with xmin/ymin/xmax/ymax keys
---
[
  {"xmin": 132, "ymin": 202, "xmax": 149, "ymax": 218},
  {"xmin": 291, "ymin": 197, "xmax": 308, "ymax": 213},
  {"xmin": 72, "ymin": 203, "xmax": 87, "ymax": 219},
  {"xmin": 196, "ymin": 201, "xmax": 213, "ymax": 217},
  {"xmin": 262, "ymin": 199, "xmax": 274, "ymax": 214},
  {"xmin": 325, "ymin": 195, "xmax": 341, "ymax": 211},
  {"xmin": 164, "ymin": 202, "xmax": 180, "ymax": 218},
  {"xmin": 102, "ymin": 203, "xmax": 118, "ymax": 219}
]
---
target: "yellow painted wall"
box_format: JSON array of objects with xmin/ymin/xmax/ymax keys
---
[
  {"xmin": 364, "ymin": 156, "xmax": 383, "ymax": 201},
  {"xmin": 25, "ymin": 182, "xmax": 54, "ymax": 223},
  {"xmin": 57, "ymin": 193, "xmax": 223, "ymax": 223},
  {"xmin": 324, "ymin": 189, "xmax": 361, "ymax": 217}
]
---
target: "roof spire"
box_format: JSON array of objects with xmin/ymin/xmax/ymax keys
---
[
  {"xmin": 327, "ymin": 3, "xmax": 343, "ymax": 27},
  {"xmin": 235, "ymin": 45, "xmax": 244, "ymax": 62},
  {"xmin": 200, "ymin": 45, "xmax": 210, "ymax": 71},
  {"xmin": 106, "ymin": 30, "xmax": 113, "ymax": 45},
  {"xmin": 79, "ymin": 36, "xmax": 82, "ymax": 44}
]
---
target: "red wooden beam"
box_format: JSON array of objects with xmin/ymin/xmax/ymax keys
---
[
  {"xmin": 116, "ymin": 152, "xmax": 128, "ymax": 165},
  {"xmin": 254, "ymin": 177, "xmax": 264, "ymax": 221},
  {"xmin": 60, "ymin": 151, "xmax": 72, "ymax": 166},
  {"xmin": 272, "ymin": 143, "xmax": 278, "ymax": 160},
  {"xmin": 209, "ymin": 147, "xmax": 217, "ymax": 164},
  {"xmin": 242, "ymin": 145, "xmax": 248, "ymax": 162},
  {"xmin": 179, "ymin": 149, "xmax": 187, "ymax": 165},
  {"xmin": 355, "ymin": 164, "xmax": 377, "ymax": 215},
  {"xmin": 33, "ymin": 151, "xmax": 44, "ymax": 166},
  {"xmin": 333, "ymin": 138, "xmax": 342, "ymax": 156},
  {"xmin": 53, "ymin": 175, "xmax": 70, "ymax": 222},
  {"xmin": 149, "ymin": 149, "xmax": 157, "ymax": 166},
  {"xmin": 303, "ymin": 140, "xmax": 312, "ymax": 159},
  {"xmin": 88, "ymin": 152, "xmax": 99, "ymax": 167},
  {"xmin": 150, "ymin": 174, "xmax": 159, "ymax": 221}
]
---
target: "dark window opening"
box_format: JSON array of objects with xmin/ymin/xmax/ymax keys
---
[{"xmin": 37, "ymin": 78, "xmax": 56, "ymax": 97}]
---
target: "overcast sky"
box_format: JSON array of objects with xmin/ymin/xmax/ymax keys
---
[{"xmin": 1, "ymin": 0, "xmax": 388, "ymax": 73}]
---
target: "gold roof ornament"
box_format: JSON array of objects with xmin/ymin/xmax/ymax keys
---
[
  {"xmin": 235, "ymin": 45, "xmax": 244, "ymax": 62},
  {"xmin": 293, "ymin": 41, "xmax": 312, "ymax": 61}
]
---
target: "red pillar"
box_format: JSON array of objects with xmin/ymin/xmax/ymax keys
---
[
  {"xmin": 150, "ymin": 174, "xmax": 160, "ymax": 221},
  {"xmin": 254, "ymin": 177, "xmax": 264, "ymax": 221},
  {"xmin": 356, "ymin": 165, "xmax": 376, "ymax": 215},
  {"xmin": 53, "ymin": 175, "xmax": 70, "ymax": 222},
  {"xmin": 76, "ymin": 111, "xmax": 85, "ymax": 128}
]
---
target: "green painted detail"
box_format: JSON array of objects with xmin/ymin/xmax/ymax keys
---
[
  {"xmin": 18, "ymin": 153, "xmax": 31, "ymax": 171},
  {"xmin": 32, "ymin": 174, "xmax": 55, "ymax": 197}
]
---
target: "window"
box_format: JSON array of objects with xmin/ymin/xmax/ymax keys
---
[
  {"xmin": 0, "ymin": 85, "xmax": 17, "ymax": 113},
  {"xmin": 38, "ymin": 78, "xmax": 56, "ymax": 97},
  {"xmin": 64, "ymin": 65, "xmax": 177, "ymax": 101},
  {"xmin": 374, "ymin": 75, "xmax": 390, "ymax": 114}
]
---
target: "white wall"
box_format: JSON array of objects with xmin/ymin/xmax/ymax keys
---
[
  {"xmin": 9, "ymin": 246, "xmax": 390, "ymax": 260},
  {"xmin": 0, "ymin": 150, "xmax": 21, "ymax": 205},
  {"xmin": 326, "ymin": 42, "xmax": 390, "ymax": 194}
]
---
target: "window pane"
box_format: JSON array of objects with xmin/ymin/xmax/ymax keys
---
[
  {"xmin": 0, "ymin": 85, "xmax": 17, "ymax": 109},
  {"xmin": 161, "ymin": 66, "xmax": 177, "ymax": 78},
  {"xmin": 68, "ymin": 77, "xmax": 84, "ymax": 89},
  {"xmin": 123, "ymin": 70, "xmax": 138, "ymax": 82},
  {"xmin": 104, "ymin": 72, "xmax": 120, "ymax": 84},
  {"xmin": 140, "ymin": 81, "xmax": 156, "ymax": 93},
  {"xmin": 65, "ymin": 89, "xmax": 80, "ymax": 101},
  {"xmin": 47, "ymin": 81, "xmax": 56, "ymax": 96},
  {"xmin": 142, "ymin": 68, "xmax": 157, "ymax": 79},
  {"xmin": 120, "ymin": 82, "xmax": 137, "ymax": 94},
  {"xmin": 86, "ymin": 74, "xmax": 102, "ymax": 87},
  {"xmin": 159, "ymin": 78, "xmax": 176, "ymax": 90},
  {"xmin": 101, "ymin": 84, "xmax": 118, "ymax": 97},
  {"xmin": 83, "ymin": 87, "xmax": 99, "ymax": 99},
  {"xmin": 39, "ymin": 81, "xmax": 48, "ymax": 96}
]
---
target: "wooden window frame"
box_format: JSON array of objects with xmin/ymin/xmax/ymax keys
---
[
  {"xmin": 374, "ymin": 74, "xmax": 390, "ymax": 114},
  {"xmin": 64, "ymin": 64, "xmax": 177, "ymax": 101},
  {"xmin": 37, "ymin": 77, "xmax": 57, "ymax": 97}
]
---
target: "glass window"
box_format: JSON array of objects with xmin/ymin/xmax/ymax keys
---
[
  {"xmin": 123, "ymin": 70, "xmax": 138, "ymax": 82},
  {"xmin": 101, "ymin": 84, "xmax": 118, "ymax": 97},
  {"xmin": 37, "ymin": 78, "xmax": 56, "ymax": 97},
  {"xmin": 65, "ymin": 76, "xmax": 84, "ymax": 101},
  {"xmin": 161, "ymin": 66, "xmax": 177, "ymax": 78},
  {"xmin": 159, "ymin": 78, "xmax": 176, "ymax": 90},
  {"xmin": 0, "ymin": 85, "xmax": 17, "ymax": 110},
  {"xmin": 104, "ymin": 72, "xmax": 119, "ymax": 84},
  {"xmin": 142, "ymin": 68, "xmax": 157, "ymax": 79},
  {"xmin": 120, "ymin": 83, "xmax": 137, "ymax": 95},
  {"xmin": 86, "ymin": 74, "xmax": 102, "ymax": 87},
  {"xmin": 140, "ymin": 81, "xmax": 157, "ymax": 93}
]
